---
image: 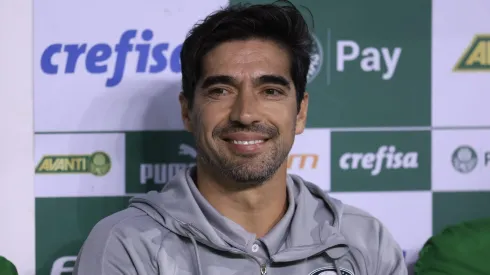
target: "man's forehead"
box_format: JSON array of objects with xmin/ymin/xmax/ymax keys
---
[
  {"xmin": 207, "ymin": 38, "xmax": 287, "ymax": 55},
  {"xmin": 204, "ymin": 40, "xmax": 289, "ymax": 64},
  {"xmin": 200, "ymin": 40, "xmax": 292, "ymax": 83}
]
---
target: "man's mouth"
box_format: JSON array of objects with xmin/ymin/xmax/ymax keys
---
[
  {"xmin": 221, "ymin": 132, "xmax": 270, "ymax": 143},
  {"xmin": 229, "ymin": 139, "xmax": 265, "ymax": 145},
  {"xmin": 220, "ymin": 132, "xmax": 270, "ymax": 154}
]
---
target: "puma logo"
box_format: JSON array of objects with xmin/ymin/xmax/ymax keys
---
[{"xmin": 179, "ymin": 144, "xmax": 197, "ymax": 159}]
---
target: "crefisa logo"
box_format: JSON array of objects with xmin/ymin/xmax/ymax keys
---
[
  {"xmin": 40, "ymin": 29, "xmax": 325, "ymax": 87},
  {"xmin": 40, "ymin": 29, "xmax": 182, "ymax": 87}
]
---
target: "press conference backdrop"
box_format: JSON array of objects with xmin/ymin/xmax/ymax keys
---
[{"xmin": 34, "ymin": 0, "xmax": 490, "ymax": 274}]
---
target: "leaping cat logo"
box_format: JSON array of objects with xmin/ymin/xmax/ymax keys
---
[{"xmin": 179, "ymin": 144, "xmax": 197, "ymax": 159}]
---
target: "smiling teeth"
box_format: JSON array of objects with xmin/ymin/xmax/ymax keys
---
[{"xmin": 232, "ymin": 140, "xmax": 264, "ymax": 145}]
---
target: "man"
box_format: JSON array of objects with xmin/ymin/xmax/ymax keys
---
[{"xmin": 74, "ymin": 1, "xmax": 407, "ymax": 274}]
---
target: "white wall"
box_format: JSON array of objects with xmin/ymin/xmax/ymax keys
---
[{"xmin": 0, "ymin": 0, "xmax": 35, "ymax": 274}]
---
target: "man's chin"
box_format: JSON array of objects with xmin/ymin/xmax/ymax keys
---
[
  {"xmin": 219, "ymin": 164, "xmax": 276, "ymax": 185},
  {"xmin": 226, "ymin": 174, "xmax": 272, "ymax": 187}
]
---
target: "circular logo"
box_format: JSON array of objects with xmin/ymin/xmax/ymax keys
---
[
  {"xmin": 307, "ymin": 33, "xmax": 324, "ymax": 84},
  {"xmin": 89, "ymin": 151, "xmax": 111, "ymax": 176},
  {"xmin": 451, "ymin": 145, "xmax": 478, "ymax": 174},
  {"xmin": 309, "ymin": 267, "xmax": 354, "ymax": 275}
]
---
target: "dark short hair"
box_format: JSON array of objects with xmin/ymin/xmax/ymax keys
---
[{"xmin": 180, "ymin": 0, "xmax": 313, "ymax": 112}]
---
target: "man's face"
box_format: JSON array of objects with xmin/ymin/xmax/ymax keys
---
[{"xmin": 180, "ymin": 39, "xmax": 308, "ymax": 185}]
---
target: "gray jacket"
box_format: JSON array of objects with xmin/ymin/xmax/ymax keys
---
[{"xmin": 74, "ymin": 168, "xmax": 407, "ymax": 275}]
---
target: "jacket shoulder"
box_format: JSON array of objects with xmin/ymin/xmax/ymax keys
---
[
  {"xmin": 342, "ymin": 203, "xmax": 380, "ymax": 223},
  {"xmin": 74, "ymin": 207, "xmax": 171, "ymax": 275},
  {"xmin": 335, "ymin": 201, "xmax": 407, "ymax": 274},
  {"xmin": 83, "ymin": 207, "xmax": 171, "ymax": 245},
  {"xmin": 339, "ymin": 203, "xmax": 391, "ymax": 245}
]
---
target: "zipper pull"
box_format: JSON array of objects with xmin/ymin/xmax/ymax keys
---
[{"xmin": 260, "ymin": 264, "xmax": 267, "ymax": 275}]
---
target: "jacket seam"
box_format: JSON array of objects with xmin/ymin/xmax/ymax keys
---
[
  {"xmin": 341, "ymin": 212, "xmax": 384, "ymax": 274},
  {"xmin": 341, "ymin": 212, "xmax": 378, "ymax": 221},
  {"xmin": 156, "ymin": 229, "xmax": 174, "ymax": 274},
  {"xmin": 375, "ymin": 226, "xmax": 382, "ymax": 274},
  {"xmin": 346, "ymin": 245, "xmax": 370, "ymax": 275}
]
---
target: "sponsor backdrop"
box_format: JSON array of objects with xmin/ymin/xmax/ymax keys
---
[{"xmin": 34, "ymin": 0, "xmax": 490, "ymax": 274}]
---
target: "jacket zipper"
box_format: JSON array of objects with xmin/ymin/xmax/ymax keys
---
[
  {"xmin": 260, "ymin": 264, "xmax": 267, "ymax": 275},
  {"xmin": 183, "ymin": 231, "xmax": 270, "ymax": 274},
  {"xmin": 183, "ymin": 225, "xmax": 343, "ymax": 275}
]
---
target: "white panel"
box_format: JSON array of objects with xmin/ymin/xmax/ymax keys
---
[
  {"xmin": 0, "ymin": 0, "xmax": 35, "ymax": 273},
  {"xmin": 288, "ymin": 129, "xmax": 331, "ymax": 190},
  {"xmin": 35, "ymin": 134, "xmax": 126, "ymax": 197},
  {"xmin": 432, "ymin": 0, "xmax": 490, "ymax": 127},
  {"xmin": 34, "ymin": 0, "xmax": 229, "ymax": 132},
  {"xmin": 432, "ymin": 129, "xmax": 490, "ymax": 191},
  {"xmin": 330, "ymin": 191, "xmax": 432, "ymax": 255}
]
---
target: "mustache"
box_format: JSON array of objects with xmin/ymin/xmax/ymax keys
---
[{"xmin": 213, "ymin": 123, "xmax": 279, "ymax": 138}]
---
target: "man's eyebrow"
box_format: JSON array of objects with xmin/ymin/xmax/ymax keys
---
[
  {"xmin": 199, "ymin": 74, "xmax": 291, "ymax": 89},
  {"xmin": 200, "ymin": 75, "xmax": 237, "ymax": 89},
  {"xmin": 254, "ymin": 75, "xmax": 291, "ymax": 89}
]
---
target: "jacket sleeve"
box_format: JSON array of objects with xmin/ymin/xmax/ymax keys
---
[
  {"xmin": 374, "ymin": 223, "xmax": 408, "ymax": 275},
  {"xmin": 73, "ymin": 215, "xmax": 158, "ymax": 275}
]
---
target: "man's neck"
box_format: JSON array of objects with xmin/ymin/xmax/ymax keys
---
[{"xmin": 195, "ymin": 163, "xmax": 288, "ymax": 238}]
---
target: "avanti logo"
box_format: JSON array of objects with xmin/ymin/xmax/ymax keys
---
[
  {"xmin": 337, "ymin": 40, "xmax": 402, "ymax": 80},
  {"xmin": 339, "ymin": 145, "xmax": 418, "ymax": 176},
  {"xmin": 453, "ymin": 34, "xmax": 490, "ymax": 72},
  {"xmin": 35, "ymin": 151, "xmax": 111, "ymax": 176},
  {"xmin": 40, "ymin": 29, "xmax": 182, "ymax": 87},
  {"xmin": 140, "ymin": 143, "xmax": 196, "ymax": 184}
]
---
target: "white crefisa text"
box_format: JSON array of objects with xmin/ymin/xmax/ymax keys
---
[{"xmin": 339, "ymin": 145, "xmax": 418, "ymax": 176}]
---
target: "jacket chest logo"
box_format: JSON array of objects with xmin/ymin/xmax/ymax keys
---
[{"xmin": 308, "ymin": 267, "xmax": 354, "ymax": 275}]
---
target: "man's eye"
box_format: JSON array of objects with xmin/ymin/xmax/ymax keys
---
[
  {"xmin": 209, "ymin": 88, "xmax": 228, "ymax": 96},
  {"xmin": 264, "ymin": 89, "xmax": 281, "ymax": 96}
]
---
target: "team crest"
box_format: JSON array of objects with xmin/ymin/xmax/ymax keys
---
[
  {"xmin": 307, "ymin": 33, "xmax": 324, "ymax": 84},
  {"xmin": 308, "ymin": 266, "xmax": 354, "ymax": 275}
]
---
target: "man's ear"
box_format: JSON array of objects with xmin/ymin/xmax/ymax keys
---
[
  {"xmin": 295, "ymin": 92, "xmax": 309, "ymax": 135},
  {"xmin": 179, "ymin": 92, "xmax": 193, "ymax": 132}
]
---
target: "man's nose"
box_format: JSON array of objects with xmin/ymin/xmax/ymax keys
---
[{"xmin": 229, "ymin": 89, "xmax": 262, "ymax": 125}]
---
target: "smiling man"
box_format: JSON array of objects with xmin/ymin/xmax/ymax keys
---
[{"xmin": 74, "ymin": 1, "xmax": 407, "ymax": 275}]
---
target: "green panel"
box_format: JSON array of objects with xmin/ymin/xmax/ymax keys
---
[
  {"xmin": 230, "ymin": 0, "xmax": 432, "ymax": 127},
  {"xmin": 125, "ymin": 131, "xmax": 196, "ymax": 193},
  {"xmin": 433, "ymin": 192, "xmax": 490, "ymax": 235},
  {"xmin": 36, "ymin": 197, "xmax": 131, "ymax": 275},
  {"xmin": 331, "ymin": 130, "xmax": 431, "ymax": 192}
]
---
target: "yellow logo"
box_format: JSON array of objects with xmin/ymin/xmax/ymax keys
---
[
  {"xmin": 454, "ymin": 34, "xmax": 490, "ymax": 71},
  {"xmin": 35, "ymin": 151, "xmax": 111, "ymax": 176},
  {"xmin": 287, "ymin": 154, "xmax": 319, "ymax": 170}
]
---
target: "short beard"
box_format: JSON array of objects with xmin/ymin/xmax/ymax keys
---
[
  {"xmin": 191, "ymin": 114, "xmax": 295, "ymax": 188},
  {"xmin": 197, "ymin": 143, "xmax": 289, "ymax": 187}
]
